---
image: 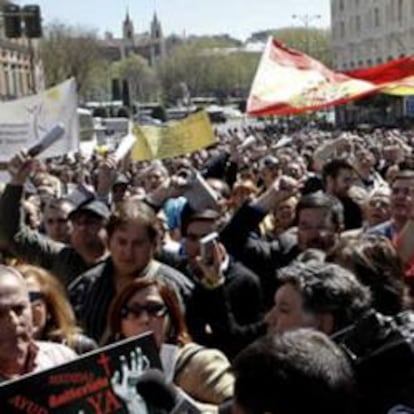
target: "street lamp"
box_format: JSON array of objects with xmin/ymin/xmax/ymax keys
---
[{"xmin": 292, "ymin": 14, "xmax": 321, "ymax": 54}]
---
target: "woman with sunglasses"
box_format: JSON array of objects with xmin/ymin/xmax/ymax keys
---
[
  {"xmin": 17, "ymin": 264, "xmax": 97, "ymax": 354},
  {"xmin": 107, "ymin": 277, "xmax": 234, "ymax": 408}
]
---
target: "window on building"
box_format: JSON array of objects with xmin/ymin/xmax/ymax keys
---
[
  {"xmin": 374, "ymin": 8, "xmax": 380, "ymax": 26},
  {"xmin": 340, "ymin": 21, "xmax": 345, "ymax": 37},
  {"xmin": 339, "ymin": 0, "xmax": 344, "ymax": 12},
  {"xmin": 3, "ymin": 64, "xmax": 9, "ymax": 97},
  {"xmin": 26, "ymin": 72, "xmax": 31, "ymax": 93},
  {"xmin": 356, "ymin": 15, "xmax": 361, "ymax": 33},
  {"xmin": 377, "ymin": 57, "xmax": 382, "ymax": 64},
  {"xmin": 11, "ymin": 65, "xmax": 18, "ymax": 97},
  {"xmin": 398, "ymin": 0, "xmax": 403, "ymax": 22},
  {"xmin": 19, "ymin": 70, "xmax": 24, "ymax": 96}
]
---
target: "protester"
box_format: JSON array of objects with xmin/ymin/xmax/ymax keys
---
[
  {"xmin": 341, "ymin": 188, "xmax": 391, "ymax": 238},
  {"xmin": 322, "ymin": 158, "xmax": 363, "ymax": 230},
  {"xmin": 327, "ymin": 235, "xmax": 412, "ymax": 314},
  {"xmin": 221, "ymin": 181, "xmax": 344, "ymax": 308},
  {"xmin": 42, "ymin": 197, "xmax": 75, "ymax": 243},
  {"xmin": 69, "ymin": 198, "xmax": 193, "ymax": 343},
  {"xmin": 265, "ymin": 262, "xmax": 371, "ymax": 336},
  {"xmin": 0, "ymin": 150, "xmax": 110, "ymax": 286},
  {"xmin": 180, "ymin": 209, "xmax": 265, "ymax": 359},
  {"xmin": 0, "ymin": 265, "xmax": 76, "ymax": 382},
  {"xmin": 369, "ymin": 169, "xmax": 414, "ymax": 239},
  {"xmin": 107, "ymin": 277, "xmax": 234, "ymax": 407},
  {"xmin": 232, "ymin": 329, "xmax": 355, "ymax": 414},
  {"xmin": 2, "ymin": 117, "xmax": 414, "ymax": 413},
  {"xmin": 17, "ymin": 264, "xmax": 97, "ymax": 354}
]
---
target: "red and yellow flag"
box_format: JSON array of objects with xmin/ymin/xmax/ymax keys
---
[{"xmin": 247, "ymin": 38, "xmax": 414, "ymax": 116}]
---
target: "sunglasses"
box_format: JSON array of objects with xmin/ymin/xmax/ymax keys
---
[
  {"xmin": 120, "ymin": 303, "xmax": 167, "ymax": 319},
  {"xmin": 29, "ymin": 291, "xmax": 45, "ymax": 302}
]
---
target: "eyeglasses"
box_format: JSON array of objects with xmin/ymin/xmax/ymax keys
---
[
  {"xmin": 120, "ymin": 303, "xmax": 167, "ymax": 319},
  {"xmin": 29, "ymin": 291, "xmax": 45, "ymax": 303}
]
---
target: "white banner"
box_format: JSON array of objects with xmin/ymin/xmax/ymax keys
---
[{"xmin": 0, "ymin": 78, "xmax": 79, "ymax": 162}]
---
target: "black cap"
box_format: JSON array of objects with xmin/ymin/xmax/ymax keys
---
[
  {"xmin": 113, "ymin": 172, "xmax": 130, "ymax": 186},
  {"xmin": 68, "ymin": 199, "xmax": 110, "ymax": 221}
]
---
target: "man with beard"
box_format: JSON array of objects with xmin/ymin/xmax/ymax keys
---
[
  {"xmin": 322, "ymin": 158, "xmax": 363, "ymax": 230},
  {"xmin": 0, "ymin": 151, "xmax": 109, "ymax": 286},
  {"xmin": 220, "ymin": 177, "xmax": 344, "ymax": 308}
]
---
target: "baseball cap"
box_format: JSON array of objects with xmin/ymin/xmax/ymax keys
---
[
  {"xmin": 68, "ymin": 199, "xmax": 110, "ymax": 221},
  {"xmin": 113, "ymin": 172, "xmax": 130, "ymax": 187}
]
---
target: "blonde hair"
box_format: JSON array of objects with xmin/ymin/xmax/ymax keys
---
[{"xmin": 16, "ymin": 264, "xmax": 81, "ymax": 348}]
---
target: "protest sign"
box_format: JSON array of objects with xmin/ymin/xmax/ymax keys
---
[
  {"xmin": 113, "ymin": 122, "xmax": 136, "ymax": 163},
  {"xmin": 0, "ymin": 333, "xmax": 162, "ymax": 413},
  {"xmin": 131, "ymin": 111, "xmax": 216, "ymax": 161},
  {"xmin": 0, "ymin": 78, "xmax": 79, "ymax": 162}
]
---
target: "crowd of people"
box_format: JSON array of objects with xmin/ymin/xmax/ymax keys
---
[{"xmin": 0, "ymin": 121, "xmax": 414, "ymax": 412}]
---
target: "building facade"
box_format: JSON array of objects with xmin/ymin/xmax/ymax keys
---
[
  {"xmin": 0, "ymin": 0, "xmax": 39, "ymax": 100},
  {"xmin": 101, "ymin": 12, "xmax": 166, "ymax": 65},
  {"xmin": 331, "ymin": 0, "xmax": 414, "ymax": 125}
]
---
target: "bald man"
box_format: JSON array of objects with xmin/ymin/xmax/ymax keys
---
[{"xmin": 0, "ymin": 266, "xmax": 76, "ymax": 382}]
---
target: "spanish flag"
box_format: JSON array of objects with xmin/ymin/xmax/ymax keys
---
[{"xmin": 247, "ymin": 37, "xmax": 414, "ymax": 116}]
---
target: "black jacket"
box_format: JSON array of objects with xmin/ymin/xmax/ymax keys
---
[
  {"xmin": 220, "ymin": 203, "xmax": 300, "ymax": 308},
  {"xmin": 68, "ymin": 258, "xmax": 194, "ymax": 343},
  {"xmin": 184, "ymin": 257, "xmax": 266, "ymax": 360}
]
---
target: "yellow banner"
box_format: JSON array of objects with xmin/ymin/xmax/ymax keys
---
[{"xmin": 131, "ymin": 111, "xmax": 216, "ymax": 161}]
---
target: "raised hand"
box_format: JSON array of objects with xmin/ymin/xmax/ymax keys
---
[{"xmin": 8, "ymin": 151, "xmax": 36, "ymax": 186}]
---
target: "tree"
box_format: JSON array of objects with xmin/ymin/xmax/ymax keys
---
[
  {"xmin": 157, "ymin": 38, "xmax": 260, "ymax": 103},
  {"xmin": 111, "ymin": 53, "xmax": 159, "ymax": 103},
  {"xmin": 249, "ymin": 27, "xmax": 332, "ymax": 66},
  {"xmin": 40, "ymin": 22, "xmax": 108, "ymax": 99},
  {"xmin": 272, "ymin": 27, "xmax": 332, "ymax": 66}
]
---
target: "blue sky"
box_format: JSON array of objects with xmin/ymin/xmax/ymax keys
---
[{"xmin": 14, "ymin": 0, "xmax": 331, "ymax": 41}]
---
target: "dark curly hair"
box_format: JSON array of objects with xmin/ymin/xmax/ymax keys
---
[{"xmin": 278, "ymin": 262, "xmax": 372, "ymax": 332}]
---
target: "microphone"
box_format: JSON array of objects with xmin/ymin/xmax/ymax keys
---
[
  {"xmin": 136, "ymin": 369, "xmax": 202, "ymax": 414},
  {"xmin": 27, "ymin": 123, "xmax": 66, "ymax": 157}
]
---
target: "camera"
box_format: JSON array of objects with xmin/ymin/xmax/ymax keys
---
[
  {"xmin": 199, "ymin": 232, "xmax": 219, "ymax": 266},
  {"xmin": 333, "ymin": 310, "xmax": 414, "ymax": 413}
]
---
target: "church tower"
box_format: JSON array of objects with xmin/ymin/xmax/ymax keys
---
[
  {"xmin": 123, "ymin": 9, "xmax": 134, "ymax": 42},
  {"xmin": 150, "ymin": 12, "xmax": 166, "ymax": 64},
  {"xmin": 150, "ymin": 12, "xmax": 162, "ymax": 40}
]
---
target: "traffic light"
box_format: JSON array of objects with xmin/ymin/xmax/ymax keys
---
[
  {"xmin": 3, "ymin": 4, "xmax": 22, "ymax": 38},
  {"xmin": 23, "ymin": 5, "xmax": 42, "ymax": 38}
]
